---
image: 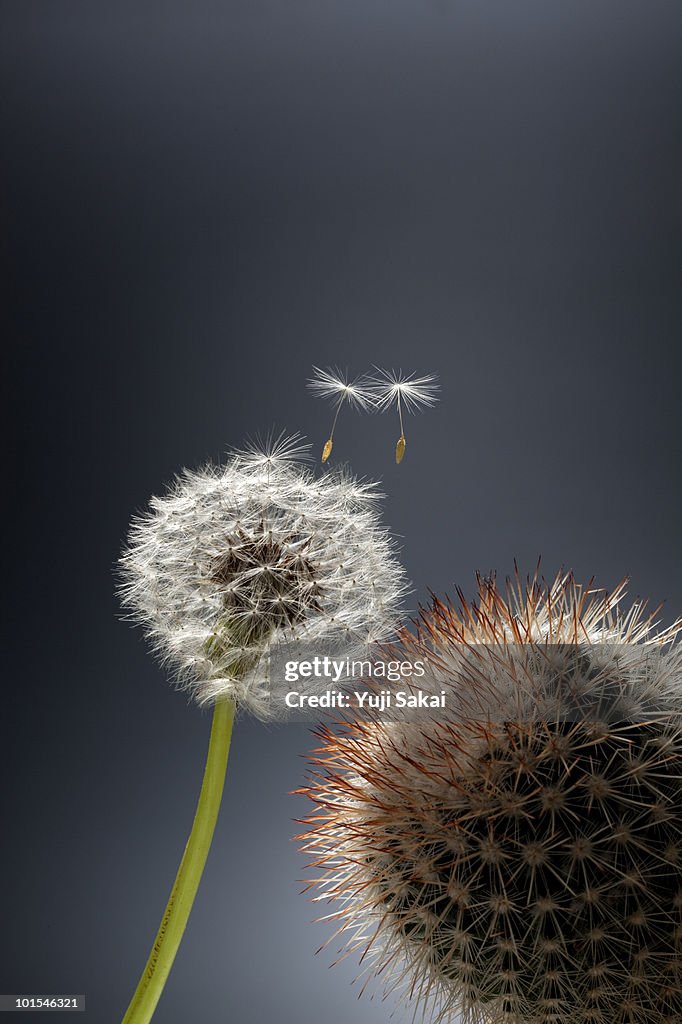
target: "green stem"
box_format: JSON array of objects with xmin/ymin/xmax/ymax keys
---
[{"xmin": 121, "ymin": 697, "xmax": 236, "ymax": 1024}]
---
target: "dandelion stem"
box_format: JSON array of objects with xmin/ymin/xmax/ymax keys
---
[
  {"xmin": 395, "ymin": 393, "xmax": 406, "ymax": 463},
  {"xmin": 121, "ymin": 697, "xmax": 236, "ymax": 1024},
  {"xmin": 329, "ymin": 399, "xmax": 343, "ymax": 440}
]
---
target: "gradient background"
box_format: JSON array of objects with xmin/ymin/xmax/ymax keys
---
[{"xmin": 3, "ymin": 3, "xmax": 681, "ymax": 1022}]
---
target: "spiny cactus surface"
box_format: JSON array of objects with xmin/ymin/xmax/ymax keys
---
[{"xmin": 300, "ymin": 573, "xmax": 682, "ymax": 1024}]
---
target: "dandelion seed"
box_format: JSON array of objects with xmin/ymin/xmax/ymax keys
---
[
  {"xmin": 299, "ymin": 569, "xmax": 682, "ymax": 1024},
  {"xmin": 231, "ymin": 429, "xmax": 312, "ymax": 470},
  {"xmin": 368, "ymin": 368, "xmax": 439, "ymax": 463},
  {"xmin": 306, "ymin": 366, "xmax": 374, "ymax": 462}
]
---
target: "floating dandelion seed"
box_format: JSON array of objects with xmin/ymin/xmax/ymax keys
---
[
  {"xmin": 299, "ymin": 570, "xmax": 682, "ymax": 1024},
  {"xmin": 369, "ymin": 368, "xmax": 439, "ymax": 463},
  {"xmin": 117, "ymin": 434, "xmax": 407, "ymax": 1024},
  {"xmin": 307, "ymin": 366, "xmax": 374, "ymax": 462}
]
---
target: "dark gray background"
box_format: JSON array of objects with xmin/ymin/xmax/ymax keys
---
[{"xmin": 3, "ymin": 3, "xmax": 681, "ymax": 1022}]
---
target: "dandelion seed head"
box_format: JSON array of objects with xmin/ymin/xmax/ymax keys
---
[
  {"xmin": 299, "ymin": 570, "xmax": 682, "ymax": 1023},
  {"xmin": 119, "ymin": 436, "xmax": 408, "ymax": 716}
]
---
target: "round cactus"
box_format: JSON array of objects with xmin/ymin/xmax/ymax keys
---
[{"xmin": 300, "ymin": 572, "xmax": 682, "ymax": 1024}]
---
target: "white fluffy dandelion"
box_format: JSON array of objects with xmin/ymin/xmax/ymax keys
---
[
  {"xmin": 119, "ymin": 433, "xmax": 407, "ymax": 715},
  {"xmin": 117, "ymin": 433, "xmax": 407, "ymax": 1024},
  {"xmin": 368, "ymin": 368, "xmax": 440, "ymax": 463},
  {"xmin": 300, "ymin": 570, "xmax": 682, "ymax": 1024},
  {"xmin": 307, "ymin": 366, "xmax": 375, "ymax": 463}
]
